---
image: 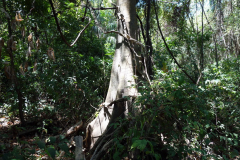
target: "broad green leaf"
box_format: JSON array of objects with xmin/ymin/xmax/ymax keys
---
[
  {"xmin": 113, "ymin": 152, "xmax": 121, "ymax": 160},
  {"xmin": 36, "ymin": 140, "xmax": 45, "ymax": 149},
  {"xmin": 46, "ymin": 147, "xmax": 56, "ymax": 159},
  {"xmin": 231, "ymin": 149, "xmax": 239, "ymax": 158},
  {"xmin": 131, "ymin": 139, "xmax": 147, "ymax": 151},
  {"xmin": 58, "ymin": 143, "xmax": 69, "ymax": 153},
  {"xmin": 49, "ymin": 137, "xmax": 56, "ymax": 144}
]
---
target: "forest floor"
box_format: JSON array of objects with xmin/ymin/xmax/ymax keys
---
[{"xmin": 0, "ymin": 108, "xmax": 83, "ymax": 160}]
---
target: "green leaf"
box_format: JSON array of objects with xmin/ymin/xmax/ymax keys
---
[
  {"xmin": 131, "ymin": 139, "xmax": 147, "ymax": 151},
  {"xmin": 59, "ymin": 135, "xmax": 65, "ymax": 140},
  {"xmin": 66, "ymin": 2, "xmax": 75, "ymax": 8},
  {"xmin": 36, "ymin": 140, "xmax": 45, "ymax": 149},
  {"xmin": 46, "ymin": 147, "xmax": 56, "ymax": 159},
  {"xmin": 147, "ymin": 141, "xmax": 154, "ymax": 153},
  {"xmin": 58, "ymin": 143, "xmax": 69, "ymax": 153},
  {"xmin": 205, "ymin": 138, "xmax": 210, "ymax": 146},
  {"xmin": 49, "ymin": 137, "xmax": 56, "ymax": 144},
  {"xmin": 26, "ymin": 148, "xmax": 36, "ymax": 154},
  {"xmin": 231, "ymin": 149, "xmax": 239, "ymax": 158},
  {"xmin": 154, "ymin": 153, "xmax": 161, "ymax": 160},
  {"xmin": 113, "ymin": 151, "xmax": 121, "ymax": 160}
]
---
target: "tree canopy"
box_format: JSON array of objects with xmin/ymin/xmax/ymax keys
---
[{"xmin": 0, "ymin": 0, "xmax": 240, "ymax": 159}]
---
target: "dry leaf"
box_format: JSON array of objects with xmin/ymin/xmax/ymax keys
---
[
  {"xmin": 36, "ymin": 38, "xmax": 40, "ymax": 50},
  {"xmin": 15, "ymin": 12, "xmax": 24, "ymax": 22},
  {"xmin": 28, "ymin": 33, "xmax": 32, "ymax": 42},
  {"xmin": 47, "ymin": 47, "xmax": 55, "ymax": 61}
]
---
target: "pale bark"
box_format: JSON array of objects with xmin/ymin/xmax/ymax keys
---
[
  {"xmin": 105, "ymin": 0, "xmax": 138, "ymax": 103},
  {"xmin": 87, "ymin": 0, "xmax": 138, "ymax": 150}
]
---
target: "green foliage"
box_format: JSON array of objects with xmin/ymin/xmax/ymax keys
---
[
  {"xmin": 1, "ymin": 0, "xmax": 240, "ymax": 159},
  {"xmin": 0, "ymin": 0, "xmax": 111, "ymax": 158},
  {"xmin": 107, "ymin": 57, "xmax": 240, "ymax": 159},
  {"xmin": 0, "ymin": 0, "xmax": 111, "ymax": 121}
]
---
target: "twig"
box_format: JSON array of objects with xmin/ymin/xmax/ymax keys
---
[
  {"xmin": 91, "ymin": 7, "xmax": 116, "ymax": 10},
  {"xmin": 27, "ymin": 0, "xmax": 35, "ymax": 18},
  {"xmin": 105, "ymin": 30, "xmax": 144, "ymax": 48}
]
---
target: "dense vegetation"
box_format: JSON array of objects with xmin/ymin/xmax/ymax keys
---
[{"xmin": 0, "ymin": 0, "xmax": 239, "ymax": 159}]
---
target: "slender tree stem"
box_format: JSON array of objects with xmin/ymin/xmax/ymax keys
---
[{"xmin": 2, "ymin": 0, "xmax": 25, "ymax": 125}]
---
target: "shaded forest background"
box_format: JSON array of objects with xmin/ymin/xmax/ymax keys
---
[{"xmin": 0, "ymin": 0, "xmax": 240, "ymax": 159}]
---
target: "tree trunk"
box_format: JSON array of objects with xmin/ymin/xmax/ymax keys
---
[
  {"xmin": 86, "ymin": 0, "xmax": 138, "ymax": 151},
  {"xmin": 2, "ymin": 0, "xmax": 25, "ymax": 126}
]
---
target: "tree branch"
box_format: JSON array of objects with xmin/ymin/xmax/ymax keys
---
[
  {"xmin": 91, "ymin": 7, "xmax": 116, "ymax": 10},
  {"xmin": 81, "ymin": 0, "xmax": 88, "ymax": 22},
  {"xmin": 49, "ymin": 0, "xmax": 91, "ymax": 47},
  {"xmin": 136, "ymin": 14, "xmax": 146, "ymax": 45},
  {"xmin": 105, "ymin": 30, "xmax": 144, "ymax": 48},
  {"xmin": 87, "ymin": 2, "xmax": 106, "ymax": 33}
]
